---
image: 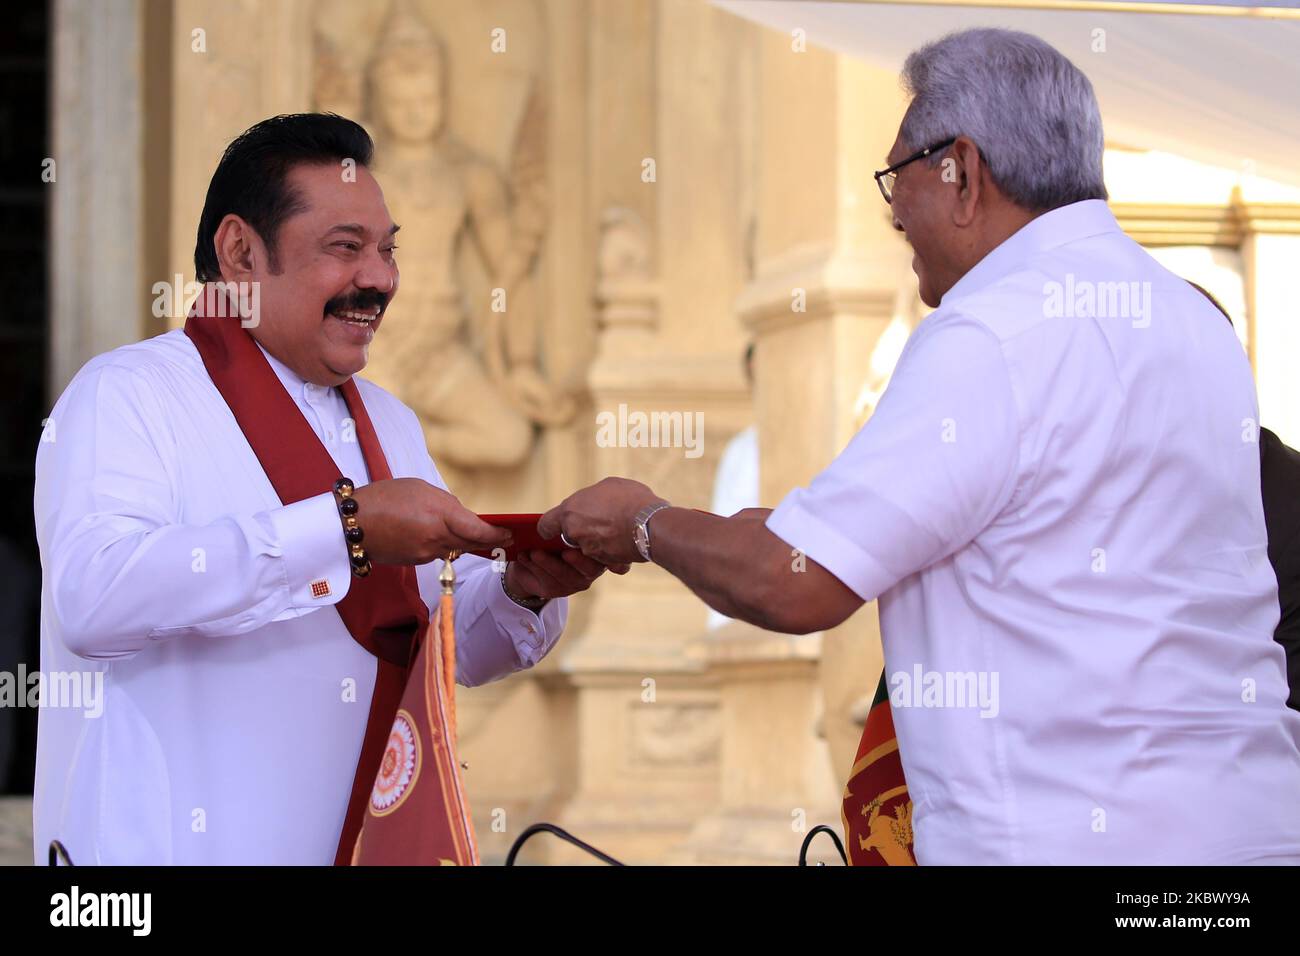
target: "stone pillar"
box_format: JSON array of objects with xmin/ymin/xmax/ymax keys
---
[
  {"xmin": 547, "ymin": 206, "xmax": 743, "ymax": 863},
  {"xmin": 50, "ymin": 0, "xmax": 147, "ymax": 397},
  {"xmin": 166, "ymin": 0, "xmax": 311, "ymax": 306},
  {"xmin": 678, "ymin": 32, "xmax": 911, "ymax": 864},
  {"xmin": 541, "ymin": 0, "xmax": 760, "ymax": 864}
]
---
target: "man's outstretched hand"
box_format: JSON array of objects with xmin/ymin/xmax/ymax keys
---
[
  {"xmin": 505, "ymin": 548, "xmax": 625, "ymax": 602},
  {"xmin": 351, "ymin": 478, "xmax": 511, "ymax": 565},
  {"xmin": 538, "ymin": 477, "xmax": 665, "ymax": 567}
]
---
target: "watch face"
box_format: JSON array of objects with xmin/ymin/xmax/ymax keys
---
[{"xmin": 634, "ymin": 523, "xmax": 650, "ymax": 559}]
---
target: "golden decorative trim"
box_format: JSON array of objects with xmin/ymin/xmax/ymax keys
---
[
  {"xmin": 1110, "ymin": 202, "xmax": 1244, "ymax": 247},
  {"xmin": 1233, "ymin": 201, "xmax": 1300, "ymax": 235},
  {"xmin": 1112, "ymin": 197, "xmax": 1300, "ymax": 246},
  {"xmin": 825, "ymin": 0, "xmax": 1300, "ymax": 20}
]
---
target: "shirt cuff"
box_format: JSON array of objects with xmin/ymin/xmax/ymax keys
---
[
  {"xmin": 266, "ymin": 491, "xmax": 353, "ymax": 609},
  {"xmin": 485, "ymin": 571, "xmax": 565, "ymax": 668},
  {"xmin": 767, "ymin": 491, "xmax": 898, "ymax": 602}
]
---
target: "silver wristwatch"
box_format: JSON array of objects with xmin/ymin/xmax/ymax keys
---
[
  {"xmin": 633, "ymin": 501, "xmax": 672, "ymax": 562},
  {"xmin": 500, "ymin": 568, "xmax": 547, "ymax": 611}
]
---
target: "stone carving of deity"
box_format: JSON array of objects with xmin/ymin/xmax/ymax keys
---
[{"xmin": 315, "ymin": 0, "xmax": 574, "ymax": 475}]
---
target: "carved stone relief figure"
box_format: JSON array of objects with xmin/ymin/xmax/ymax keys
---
[{"xmin": 314, "ymin": 0, "xmax": 574, "ymax": 479}]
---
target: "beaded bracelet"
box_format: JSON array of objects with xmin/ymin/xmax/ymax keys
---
[{"xmin": 333, "ymin": 477, "xmax": 371, "ymax": 578}]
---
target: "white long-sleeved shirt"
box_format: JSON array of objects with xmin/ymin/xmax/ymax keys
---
[{"xmin": 32, "ymin": 329, "xmax": 565, "ymax": 864}]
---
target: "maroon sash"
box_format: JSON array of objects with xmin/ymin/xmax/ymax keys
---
[{"xmin": 184, "ymin": 295, "xmax": 447, "ymax": 864}]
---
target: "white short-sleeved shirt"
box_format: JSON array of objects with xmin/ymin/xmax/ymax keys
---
[{"xmin": 768, "ymin": 199, "xmax": 1300, "ymax": 864}]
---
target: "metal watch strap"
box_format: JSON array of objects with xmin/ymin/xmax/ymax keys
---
[{"xmin": 501, "ymin": 568, "xmax": 547, "ymax": 610}]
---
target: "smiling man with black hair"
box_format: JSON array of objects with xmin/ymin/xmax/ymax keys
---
[{"xmin": 33, "ymin": 113, "xmax": 609, "ymax": 864}]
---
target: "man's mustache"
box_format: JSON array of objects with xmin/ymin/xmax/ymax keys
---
[{"xmin": 324, "ymin": 290, "xmax": 390, "ymax": 315}]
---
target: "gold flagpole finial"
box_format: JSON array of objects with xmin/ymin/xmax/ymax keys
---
[{"xmin": 440, "ymin": 551, "xmax": 459, "ymax": 593}]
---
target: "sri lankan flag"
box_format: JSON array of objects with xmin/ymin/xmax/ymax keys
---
[{"xmin": 841, "ymin": 671, "xmax": 916, "ymax": 865}]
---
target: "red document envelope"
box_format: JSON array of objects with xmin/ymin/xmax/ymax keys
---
[{"xmin": 469, "ymin": 513, "xmax": 577, "ymax": 561}]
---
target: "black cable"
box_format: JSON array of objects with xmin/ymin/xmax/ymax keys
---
[
  {"xmin": 48, "ymin": 840, "xmax": 74, "ymax": 866},
  {"xmin": 504, "ymin": 823, "xmax": 624, "ymax": 866},
  {"xmin": 798, "ymin": 825, "xmax": 848, "ymax": 866},
  {"xmin": 43, "ymin": 826, "xmax": 840, "ymax": 866}
]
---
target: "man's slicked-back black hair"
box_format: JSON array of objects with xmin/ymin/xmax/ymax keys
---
[{"xmin": 194, "ymin": 113, "xmax": 375, "ymax": 282}]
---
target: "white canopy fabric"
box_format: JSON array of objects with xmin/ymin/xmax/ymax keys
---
[{"xmin": 713, "ymin": 0, "xmax": 1300, "ymax": 188}]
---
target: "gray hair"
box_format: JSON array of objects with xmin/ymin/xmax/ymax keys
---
[{"xmin": 899, "ymin": 28, "xmax": 1107, "ymax": 211}]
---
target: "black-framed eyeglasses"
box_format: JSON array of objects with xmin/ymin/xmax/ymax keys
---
[{"xmin": 874, "ymin": 137, "xmax": 957, "ymax": 204}]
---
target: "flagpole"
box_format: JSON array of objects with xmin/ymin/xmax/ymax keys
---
[{"xmin": 439, "ymin": 552, "xmax": 459, "ymax": 745}]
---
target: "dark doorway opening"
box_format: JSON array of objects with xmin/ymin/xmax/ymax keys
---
[{"xmin": 0, "ymin": 0, "xmax": 51, "ymax": 795}]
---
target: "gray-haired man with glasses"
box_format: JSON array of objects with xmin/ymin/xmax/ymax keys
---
[{"xmin": 541, "ymin": 27, "xmax": 1300, "ymax": 864}]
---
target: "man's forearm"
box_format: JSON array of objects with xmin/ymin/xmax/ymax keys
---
[
  {"xmin": 47, "ymin": 493, "xmax": 351, "ymax": 659},
  {"xmin": 538, "ymin": 476, "xmax": 866, "ymax": 634},
  {"xmin": 648, "ymin": 508, "xmax": 789, "ymax": 629}
]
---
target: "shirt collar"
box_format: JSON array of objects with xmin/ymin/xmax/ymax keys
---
[
  {"xmin": 255, "ymin": 342, "xmax": 333, "ymax": 404},
  {"xmin": 942, "ymin": 199, "xmax": 1121, "ymax": 304}
]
